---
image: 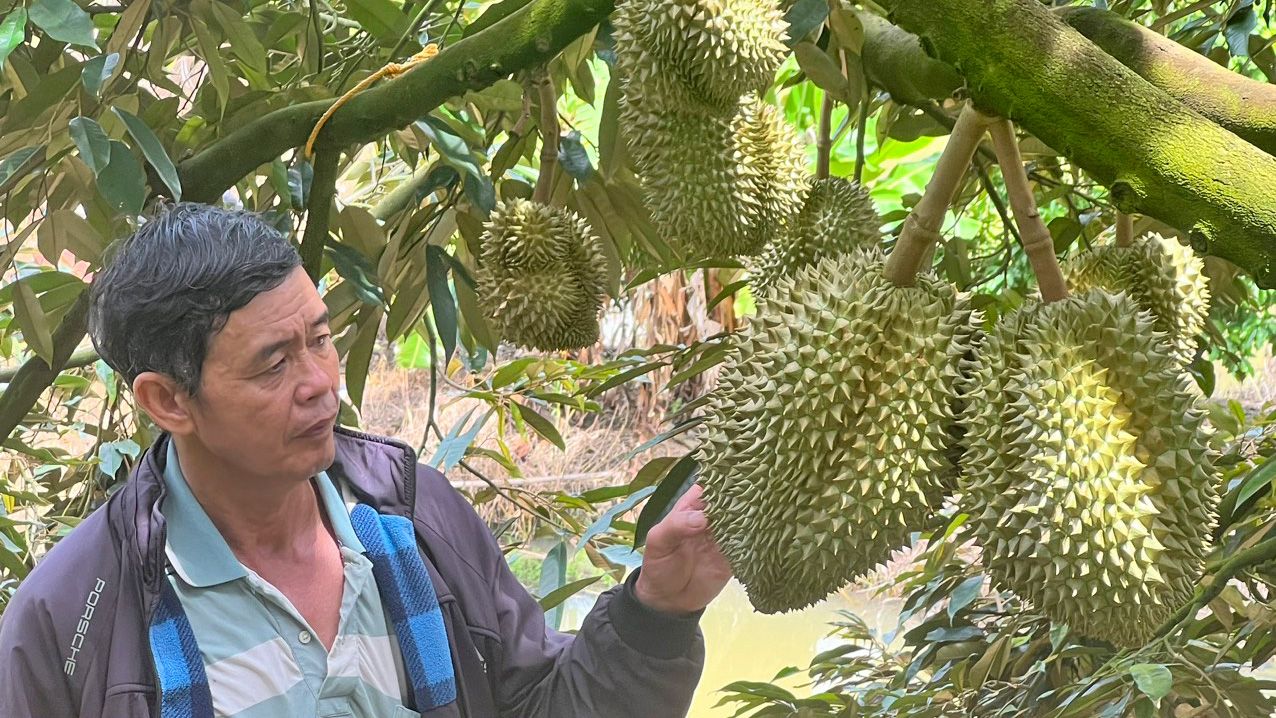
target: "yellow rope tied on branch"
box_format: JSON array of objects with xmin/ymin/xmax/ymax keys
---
[{"xmin": 304, "ymin": 44, "xmax": 441, "ymax": 159}]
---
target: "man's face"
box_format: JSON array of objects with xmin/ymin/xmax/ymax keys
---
[{"xmin": 185, "ymin": 266, "xmax": 340, "ymax": 482}]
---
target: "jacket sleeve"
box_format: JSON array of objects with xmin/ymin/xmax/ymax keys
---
[
  {"xmin": 489, "ymin": 553, "xmax": 706, "ymax": 718},
  {"xmin": 0, "ymin": 588, "xmax": 79, "ymax": 717}
]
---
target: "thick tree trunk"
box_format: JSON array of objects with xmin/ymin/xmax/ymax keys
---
[
  {"xmin": 1056, "ymin": 7, "xmax": 1276, "ymax": 158},
  {"xmin": 877, "ymin": 0, "xmax": 1276, "ymax": 288}
]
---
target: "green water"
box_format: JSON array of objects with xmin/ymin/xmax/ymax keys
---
[{"xmin": 560, "ymin": 580, "xmax": 902, "ymax": 717}]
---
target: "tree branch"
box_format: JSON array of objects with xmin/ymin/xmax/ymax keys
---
[
  {"xmin": 1056, "ymin": 7, "xmax": 1276, "ymax": 157},
  {"xmin": 1153, "ymin": 535, "xmax": 1276, "ymax": 640},
  {"xmin": 876, "ymin": 0, "xmax": 1276, "ymax": 287},
  {"xmin": 177, "ymin": 0, "xmax": 615, "ymax": 204},
  {"xmin": 0, "ymin": 291, "xmax": 91, "ymax": 443},
  {"xmin": 300, "ymin": 148, "xmax": 341, "ymax": 282}
]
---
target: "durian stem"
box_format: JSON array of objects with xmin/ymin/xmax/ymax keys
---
[
  {"xmin": 1153, "ymin": 535, "xmax": 1276, "ymax": 640},
  {"xmin": 300, "ymin": 147, "xmax": 342, "ymax": 283},
  {"xmin": 533, "ymin": 72, "xmax": 559, "ymax": 205},
  {"xmin": 988, "ymin": 118, "xmax": 1070, "ymax": 303},
  {"xmin": 883, "ymin": 104, "xmax": 991, "ymax": 286},
  {"xmin": 817, "ymin": 93, "xmax": 835, "ymax": 180},
  {"xmin": 1115, "ymin": 212, "xmax": 1134, "ymax": 247}
]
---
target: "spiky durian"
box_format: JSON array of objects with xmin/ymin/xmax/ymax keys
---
[
  {"xmin": 613, "ymin": 0, "xmax": 788, "ymax": 112},
  {"xmin": 476, "ymin": 199, "xmax": 607, "ymax": 351},
  {"xmin": 620, "ymin": 96, "xmax": 805, "ymax": 258},
  {"xmin": 751, "ymin": 177, "xmax": 882, "ymax": 294},
  {"xmin": 698, "ymin": 248, "xmax": 980, "ymax": 613},
  {"xmin": 1063, "ymin": 233, "xmax": 1210, "ymax": 366},
  {"xmin": 960, "ymin": 289, "xmax": 1218, "ymax": 647}
]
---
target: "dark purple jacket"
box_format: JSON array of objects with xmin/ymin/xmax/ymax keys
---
[{"xmin": 0, "ymin": 428, "xmax": 705, "ymax": 717}]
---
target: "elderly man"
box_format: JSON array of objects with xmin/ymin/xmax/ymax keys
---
[{"xmin": 0, "ymin": 203, "xmax": 732, "ymax": 717}]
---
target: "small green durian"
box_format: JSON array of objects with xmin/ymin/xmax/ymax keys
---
[
  {"xmin": 1063, "ymin": 233, "xmax": 1210, "ymax": 366},
  {"xmin": 751, "ymin": 177, "xmax": 882, "ymax": 294},
  {"xmin": 476, "ymin": 199, "xmax": 607, "ymax": 351}
]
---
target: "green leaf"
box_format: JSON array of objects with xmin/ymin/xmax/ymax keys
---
[
  {"xmin": 12, "ymin": 278, "xmax": 54, "ymax": 364},
  {"xmin": 539, "ymin": 539, "xmax": 568, "ymax": 630},
  {"xmin": 1128, "ymin": 664, "xmax": 1172, "ymax": 705},
  {"xmin": 0, "ymin": 10, "xmax": 26, "ymax": 70},
  {"xmin": 97, "ymin": 439, "xmax": 140, "ymax": 478},
  {"xmin": 425, "ymin": 245, "xmax": 458, "ymax": 365},
  {"xmin": 69, "ymin": 117, "xmax": 111, "ymax": 176},
  {"xmin": 344, "ymin": 0, "xmax": 406, "ymax": 42},
  {"xmin": 793, "ymin": 41, "xmax": 851, "ymax": 102},
  {"xmin": 0, "ymin": 147, "xmax": 44, "ymax": 195},
  {"xmin": 538, "ymin": 575, "xmax": 603, "ymax": 611},
  {"xmin": 633, "ymin": 454, "xmax": 697, "ymax": 548},
  {"xmin": 1188, "ymin": 356, "xmax": 1215, "ymax": 396},
  {"xmin": 1225, "ymin": 4, "xmax": 1258, "ymax": 58},
  {"xmin": 97, "ymin": 140, "xmax": 146, "ymax": 215},
  {"xmin": 578, "ymin": 486, "xmax": 658, "ymax": 553},
  {"xmin": 783, "ymin": 0, "xmax": 829, "ymax": 47},
  {"xmin": 417, "ymin": 117, "xmax": 484, "ymax": 184},
  {"xmin": 454, "ymin": 272, "xmax": 498, "ymax": 354},
  {"xmin": 326, "ymin": 244, "xmax": 384, "ymax": 306},
  {"xmin": 1233, "ymin": 453, "xmax": 1276, "ymax": 511},
  {"xmin": 345, "ymin": 308, "xmax": 381, "ymax": 408},
  {"xmin": 947, "ymin": 574, "xmax": 983, "ymax": 620},
  {"xmin": 429, "ymin": 406, "xmax": 487, "ymax": 471},
  {"xmin": 28, "ymin": 0, "xmax": 97, "ymax": 49},
  {"xmin": 558, "ymin": 130, "xmax": 593, "ymax": 181},
  {"xmin": 491, "ymin": 357, "xmax": 538, "ymax": 389},
  {"xmin": 396, "ymin": 331, "xmax": 431, "ymax": 369},
  {"xmin": 113, "ymin": 107, "xmax": 181, "ymax": 201},
  {"xmin": 514, "ymin": 403, "xmax": 565, "ymax": 450},
  {"xmin": 208, "ymin": 1, "xmax": 267, "ymax": 74},
  {"xmin": 583, "ymin": 359, "xmax": 667, "ymax": 398},
  {"xmin": 81, "ymin": 52, "xmax": 119, "ymax": 96}
]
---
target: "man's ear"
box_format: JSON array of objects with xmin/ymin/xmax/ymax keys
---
[{"xmin": 132, "ymin": 371, "xmax": 195, "ymax": 435}]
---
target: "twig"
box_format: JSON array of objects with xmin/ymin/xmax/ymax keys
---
[
  {"xmin": 533, "ymin": 72, "xmax": 559, "ymax": 204},
  {"xmin": 974, "ymin": 158, "xmax": 1021, "ymax": 247},
  {"xmin": 855, "ymin": 91, "xmax": 870, "ymax": 184},
  {"xmin": 817, "ymin": 92, "xmax": 835, "ymax": 180},
  {"xmin": 988, "ymin": 117, "xmax": 1069, "ymax": 303},
  {"xmin": 1154, "ymin": 535, "xmax": 1276, "ymax": 640}
]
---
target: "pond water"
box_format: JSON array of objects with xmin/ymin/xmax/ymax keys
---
[{"xmin": 559, "ymin": 580, "xmax": 903, "ymax": 717}]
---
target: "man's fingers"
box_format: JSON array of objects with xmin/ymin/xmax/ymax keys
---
[
  {"xmin": 672, "ymin": 482, "xmax": 705, "ymax": 513},
  {"xmin": 645, "ymin": 508, "xmax": 709, "ymax": 555}
]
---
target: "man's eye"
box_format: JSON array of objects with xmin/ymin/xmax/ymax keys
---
[
  {"xmin": 268, "ymin": 358, "xmax": 287, "ymax": 374},
  {"xmin": 314, "ymin": 334, "xmax": 331, "ymax": 348}
]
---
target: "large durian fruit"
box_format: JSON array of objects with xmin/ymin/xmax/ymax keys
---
[
  {"xmin": 698, "ymin": 247, "xmax": 980, "ymax": 612},
  {"xmin": 612, "ymin": 0, "xmax": 804, "ymax": 258},
  {"xmin": 475, "ymin": 198, "xmax": 608, "ymax": 351},
  {"xmin": 1063, "ymin": 233, "xmax": 1210, "ymax": 366},
  {"xmin": 751, "ymin": 177, "xmax": 882, "ymax": 294},
  {"xmin": 613, "ymin": 0, "xmax": 788, "ymax": 112},
  {"xmin": 960, "ymin": 290, "xmax": 1218, "ymax": 646}
]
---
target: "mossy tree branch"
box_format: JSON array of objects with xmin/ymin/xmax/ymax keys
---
[
  {"xmin": 1056, "ymin": 7, "xmax": 1276, "ymax": 157},
  {"xmin": 177, "ymin": 0, "xmax": 615, "ymax": 204},
  {"xmin": 876, "ymin": 0, "xmax": 1276, "ymax": 287}
]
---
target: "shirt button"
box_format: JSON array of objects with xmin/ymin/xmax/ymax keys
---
[{"xmin": 298, "ymin": 630, "xmax": 312, "ymax": 645}]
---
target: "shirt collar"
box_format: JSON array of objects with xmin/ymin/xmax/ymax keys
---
[{"xmin": 160, "ymin": 442, "xmax": 365, "ymax": 589}]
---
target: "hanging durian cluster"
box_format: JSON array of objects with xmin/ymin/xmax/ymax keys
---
[
  {"xmin": 959, "ymin": 289, "xmax": 1217, "ymax": 646},
  {"xmin": 1063, "ymin": 233, "xmax": 1210, "ymax": 366},
  {"xmin": 698, "ymin": 248, "xmax": 980, "ymax": 612},
  {"xmin": 475, "ymin": 198, "xmax": 608, "ymax": 351},
  {"xmin": 613, "ymin": 0, "xmax": 804, "ymax": 258},
  {"xmin": 750, "ymin": 177, "xmax": 882, "ymax": 294}
]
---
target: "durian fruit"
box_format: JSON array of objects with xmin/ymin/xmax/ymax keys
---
[
  {"xmin": 751, "ymin": 177, "xmax": 882, "ymax": 294},
  {"xmin": 475, "ymin": 198, "xmax": 607, "ymax": 351},
  {"xmin": 698, "ymin": 248, "xmax": 980, "ymax": 613},
  {"xmin": 1063, "ymin": 233, "xmax": 1210, "ymax": 366},
  {"xmin": 613, "ymin": 0, "xmax": 789, "ymax": 112},
  {"xmin": 626, "ymin": 96, "xmax": 805, "ymax": 258},
  {"xmin": 960, "ymin": 289, "xmax": 1218, "ymax": 647}
]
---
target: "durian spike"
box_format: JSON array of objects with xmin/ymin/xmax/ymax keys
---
[
  {"xmin": 533, "ymin": 72, "xmax": 559, "ymax": 204},
  {"xmin": 988, "ymin": 117, "xmax": 1070, "ymax": 303},
  {"xmin": 883, "ymin": 104, "xmax": 993, "ymax": 286},
  {"xmin": 1115, "ymin": 212, "xmax": 1135, "ymax": 247}
]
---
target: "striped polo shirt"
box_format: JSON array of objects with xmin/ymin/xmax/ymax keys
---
[{"xmin": 159, "ymin": 441, "xmax": 415, "ymax": 717}]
